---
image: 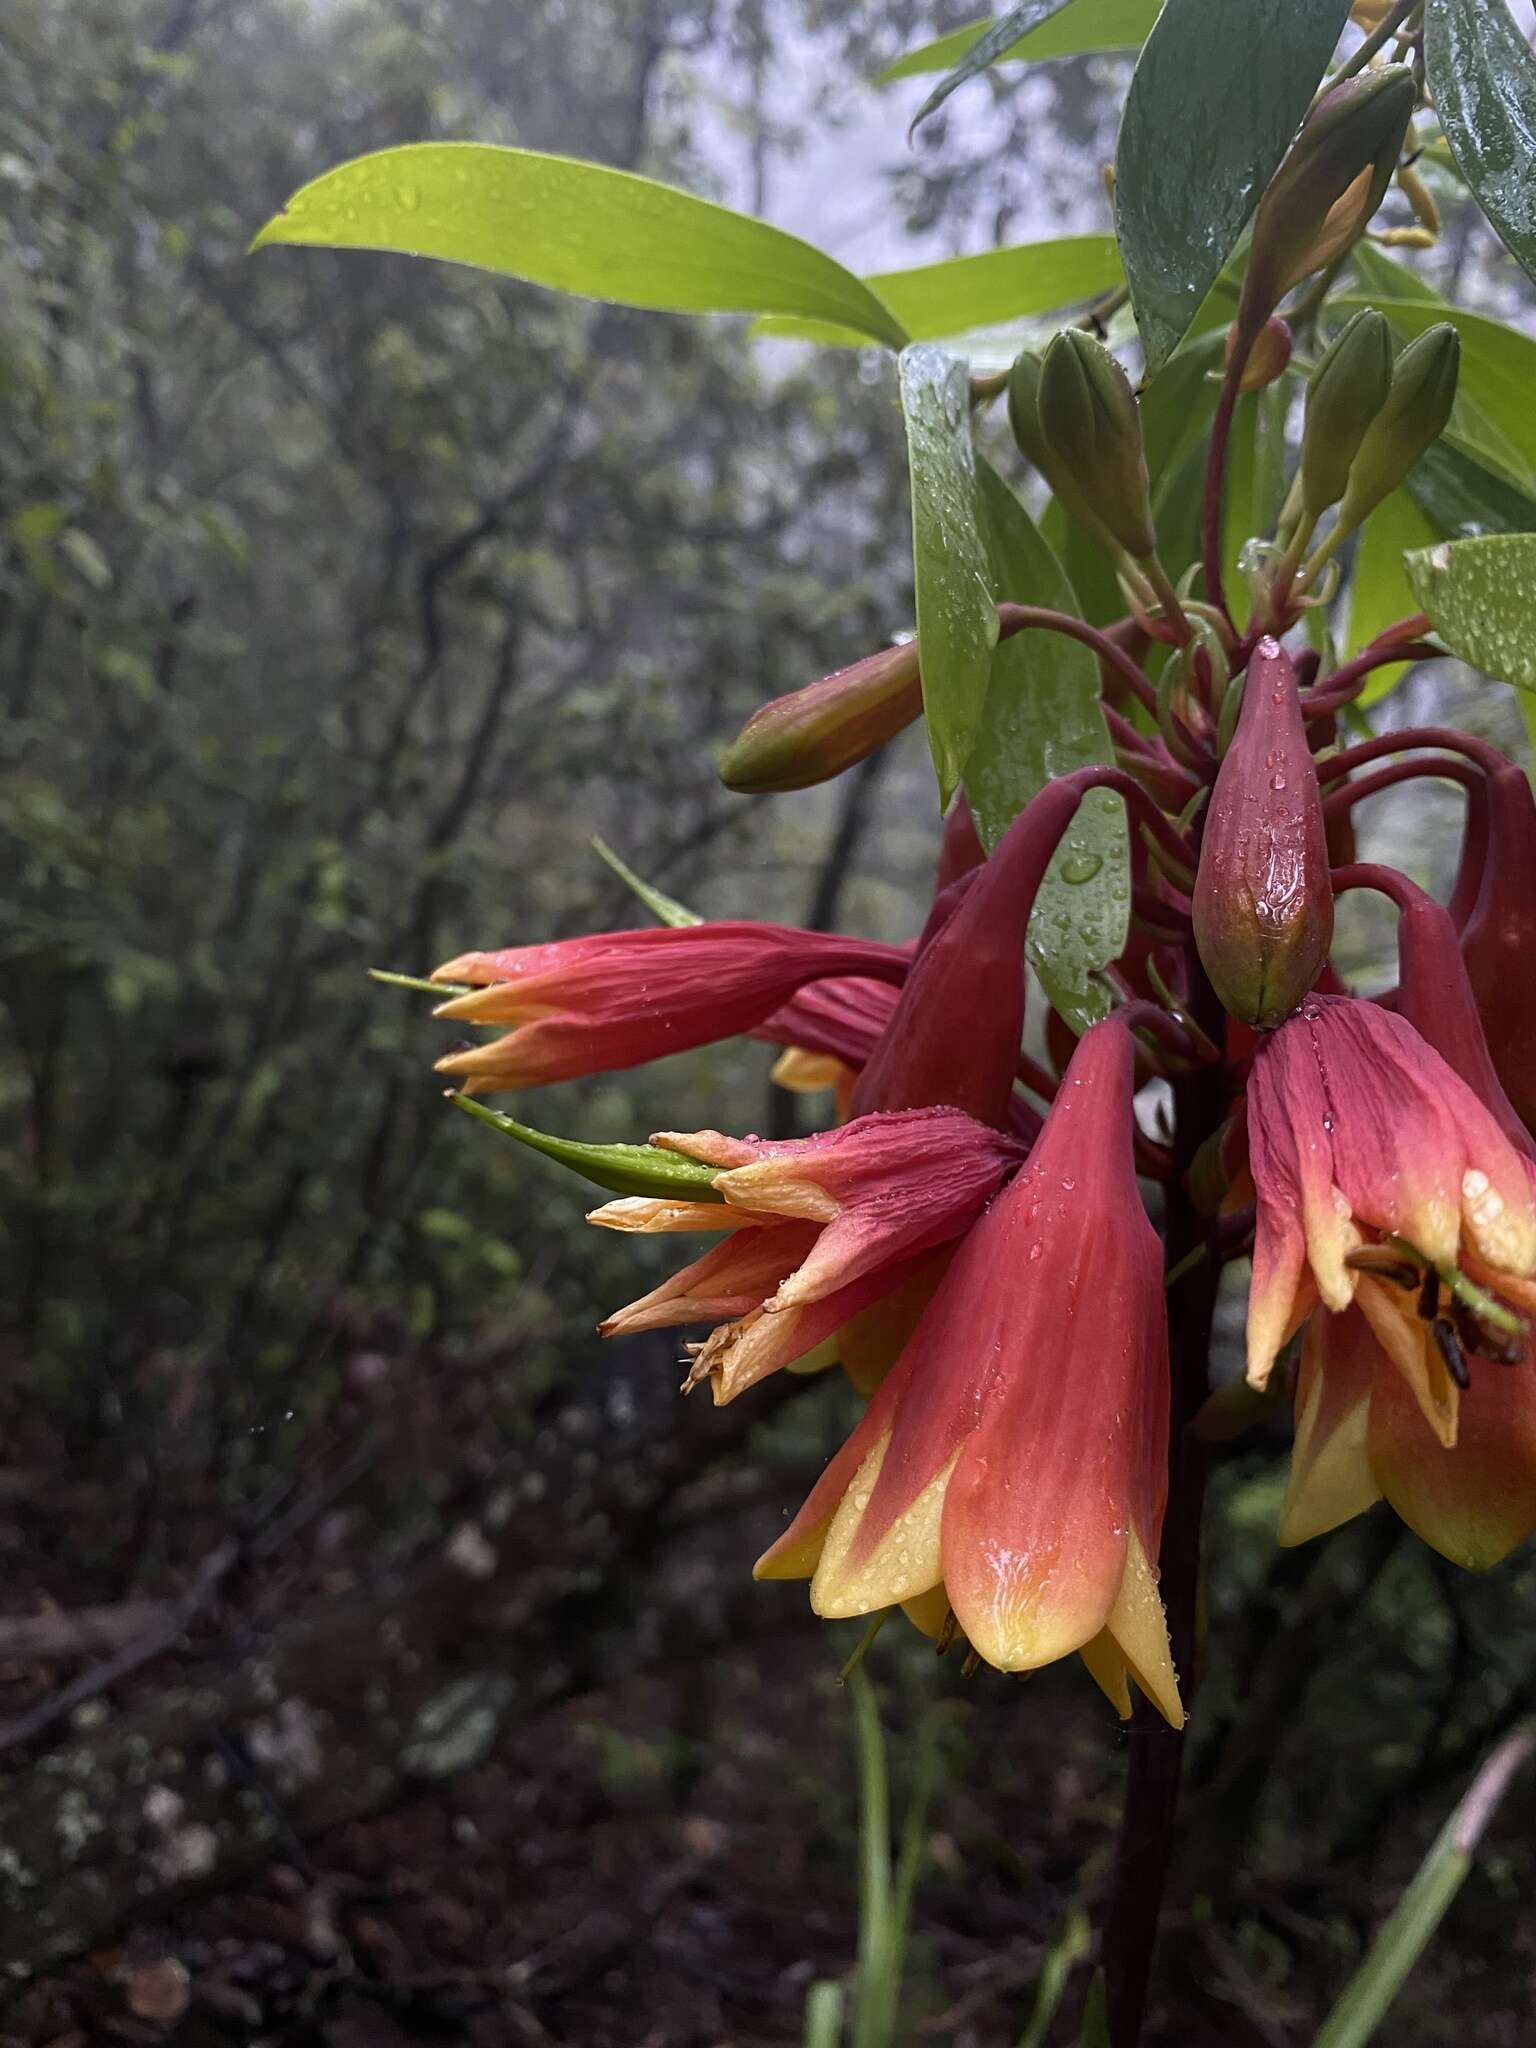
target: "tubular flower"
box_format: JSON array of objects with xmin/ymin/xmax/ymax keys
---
[
  {"xmin": 754, "ymin": 1019, "xmax": 1183, "ymax": 1726},
  {"xmin": 591, "ymin": 1106, "xmax": 1028, "ymax": 1403},
  {"xmin": 430, "ymin": 923, "xmax": 909, "ymax": 1093},
  {"xmin": 1245, "ymin": 995, "xmax": 1536, "ymax": 1447},
  {"xmin": 1280, "ymin": 1303, "xmax": 1536, "ymax": 1570},
  {"xmin": 1460, "ymin": 760, "xmax": 1536, "ymax": 1136}
]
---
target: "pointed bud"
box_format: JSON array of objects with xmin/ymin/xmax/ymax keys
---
[
  {"xmin": 1299, "ymin": 308, "xmax": 1393, "ymax": 516},
  {"xmin": 1336, "ymin": 323, "xmax": 1460, "ymax": 531},
  {"xmin": 1037, "ymin": 331, "xmax": 1156, "ymax": 559},
  {"xmin": 1007, "ymin": 350, "xmax": 1119, "ymax": 558},
  {"xmin": 1239, "ymin": 67, "xmax": 1415, "ymax": 333},
  {"xmin": 718, "ymin": 640, "xmax": 922, "ymax": 793},
  {"xmin": 1193, "ymin": 638, "xmax": 1333, "ymax": 1027},
  {"xmin": 1224, "ymin": 314, "xmax": 1292, "ymax": 394}
]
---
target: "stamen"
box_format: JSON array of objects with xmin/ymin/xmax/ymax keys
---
[
  {"xmin": 1430, "ymin": 1316, "xmax": 1470, "ymax": 1391},
  {"xmin": 1344, "ymin": 1246, "xmax": 1419, "ymax": 1290},
  {"xmin": 936, "ymin": 1606, "xmax": 959, "ymax": 1656},
  {"xmin": 1417, "ymin": 1264, "xmax": 1441, "ymax": 1324}
]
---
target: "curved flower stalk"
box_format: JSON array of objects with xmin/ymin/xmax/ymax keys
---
[
  {"xmin": 591, "ymin": 1107, "xmax": 1029, "ymax": 1401},
  {"xmin": 755, "ymin": 1019, "xmax": 1182, "ymax": 1726},
  {"xmin": 1244, "ymin": 995, "xmax": 1536, "ymax": 1446}
]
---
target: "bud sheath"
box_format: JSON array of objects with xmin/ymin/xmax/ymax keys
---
[{"xmin": 719, "ymin": 640, "xmax": 922, "ymax": 793}]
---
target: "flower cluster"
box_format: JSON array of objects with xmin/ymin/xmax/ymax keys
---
[{"xmin": 402, "ymin": 106, "xmax": 1536, "ymax": 1725}]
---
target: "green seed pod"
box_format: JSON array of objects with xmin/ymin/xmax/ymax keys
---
[
  {"xmin": 1336, "ymin": 322, "xmax": 1460, "ymax": 531},
  {"xmin": 1237, "ymin": 66, "xmax": 1416, "ymax": 335},
  {"xmin": 1037, "ymin": 329, "xmax": 1157, "ymax": 559},
  {"xmin": 1299, "ymin": 308, "xmax": 1394, "ymax": 516}
]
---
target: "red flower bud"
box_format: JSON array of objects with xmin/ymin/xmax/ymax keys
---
[
  {"xmin": 1224, "ymin": 314, "xmax": 1292, "ymax": 394},
  {"xmin": 1193, "ymin": 638, "xmax": 1334, "ymax": 1027},
  {"xmin": 1460, "ymin": 761, "xmax": 1536, "ymax": 1137},
  {"xmin": 718, "ymin": 640, "xmax": 921, "ymax": 793}
]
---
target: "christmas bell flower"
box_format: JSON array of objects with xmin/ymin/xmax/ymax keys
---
[
  {"xmin": 430, "ymin": 922, "xmax": 909, "ymax": 1093},
  {"xmin": 591, "ymin": 1106, "xmax": 1029, "ymax": 1403},
  {"xmin": 1245, "ymin": 995, "xmax": 1536, "ymax": 1442},
  {"xmin": 1280, "ymin": 1303, "xmax": 1536, "ymax": 1571},
  {"xmin": 755, "ymin": 1018, "xmax": 1183, "ymax": 1726}
]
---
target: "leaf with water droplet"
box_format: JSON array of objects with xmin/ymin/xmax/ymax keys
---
[
  {"xmin": 251, "ymin": 143, "xmax": 907, "ymax": 346},
  {"xmin": 1405, "ymin": 531, "xmax": 1536, "ymax": 692}
]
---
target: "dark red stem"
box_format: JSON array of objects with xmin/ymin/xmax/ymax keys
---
[
  {"xmin": 1321, "ymin": 755, "xmax": 1481, "ymax": 817},
  {"xmin": 1316, "ymin": 725, "xmax": 1510, "ymax": 783},
  {"xmin": 1301, "ymin": 634, "xmax": 1439, "ymax": 717},
  {"xmin": 1199, "ymin": 361, "xmax": 1243, "ymax": 629},
  {"xmin": 998, "ymin": 604, "xmax": 1161, "ymax": 720}
]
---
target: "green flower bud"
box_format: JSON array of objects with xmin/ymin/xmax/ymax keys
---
[
  {"xmin": 1299, "ymin": 308, "xmax": 1394, "ymax": 516},
  {"xmin": 1238, "ymin": 67, "xmax": 1416, "ymax": 334},
  {"xmin": 1036, "ymin": 329, "xmax": 1156, "ymax": 559},
  {"xmin": 1007, "ymin": 346, "xmax": 1120, "ymax": 557},
  {"xmin": 1336, "ymin": 322, "xmax": 1460, "ymax": 531}
]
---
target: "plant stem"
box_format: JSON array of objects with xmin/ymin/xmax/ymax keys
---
[
  {"xmin": 1101, "ymin": 968, "xmax": 1225, "ymax": 2048},
  {"xmin": 1328, "ymin": 0, "xmax": 1421, "ymax": 89},
  {"xmin": 1199, "ymin": 361, "xmax": 1242, "ymax": 629}
]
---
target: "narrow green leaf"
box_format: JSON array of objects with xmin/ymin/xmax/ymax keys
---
[
  {"xmin": 801, "ymin": 1981, "xmax": 845, "ymax": 2048},
  {"xmin": 1017, "ymin": 1907, "xmax": 1092, "ymax": 2048},
  {"xmin": 1346, "ymin": 487, "xmax": 1438, "ymax": 704},
  {"xmin": 968, "ymin": 461, "xmax": 1129, "ymax": 1034},
  {"xmin": 1405, "ymin": 532, "xmax": 1536, "ymax": 692},
  {"xmin": 590, "ymin": 835, "xmax": 702, "ymax": 927},
  {"xmin": 900, "ymin": 346, "xmax": 998, "ymax": 804},
  {"xmin": 448, "ymin": 1093, "xmax": 724, "ymax": 1201},
  {"xmin": 878, "ymin": 0, "xmax": 1162, "ymax": 84},
  {"xmin": 371, "ymin": 967, "xmax": 472, "ymax": 997},
  {"xmin": 907, "ymin": 2, "xmax": 1077, "ymax": 132},
  {"xmin": 1314, "ymin": 1726, "xmax": 1535, "ymax": 2048},
  {"xmin": 1075, "ymin": 1971, "xmax": 1112, "ymax": 2048},
  {"xmin": 1114, "ymin": 0, "xmax": 1352, "ymax": 373},
  {"xmin": 1330, "ymin": 292, "xmax": 1536, "ymax": 487},
  {"xmin": 1426, "ymin": 0, "xmax": 1536, "ymax": 292},
  {"xmin": 751, "ymin": 236, "xmax": 1123, "ymax": 348},
  {"xmin": 252, "ymin": 143, "xmax": 908, "ymax": 348}
]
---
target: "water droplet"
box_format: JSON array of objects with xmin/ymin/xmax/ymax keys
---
[
  {"xmin": 1061, "ymin": 851, "xmax": 1103, "ymax": 885},
  {"xmin": 396, "ymin": 183, "xmax": 420, "ymax": 211}
]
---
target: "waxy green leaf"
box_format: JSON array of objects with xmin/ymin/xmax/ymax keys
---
[
  {"xmin": 1426, "ymin": 0, "xmax": 1536, "ymax": 293},
  {"xmin": 968, "ymin": 462, "xmax": 1128, "ymax": 1034},
  {"xmin": 450, "ymin": 1094, "xmax": 724, "ymax": 1201},
  {"xmin": 899, "ymin": 346, "xmax": 998, "ymax": 804},
  {"xmin": 1115, "ymin": 0, "xmax": 1353, "ymax": 374},
  {"xmin": 252, "ymin": 144, "xmax": 907, "ymax": 348},
  {"xmin": 751, "ymin": 236, "xmax": 1122, "ymax": 348},
  {"xmin": 1405, "ymin": 533, "xmax": 1536, "ymax": 693},
  {"xmin": 878, "ymin": 0, "xmax": 1161, "ymax": 84}
]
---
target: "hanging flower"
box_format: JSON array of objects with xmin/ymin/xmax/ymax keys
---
[
  {"xmin": 591, "ymin": 1106, "xmax": 1029, "ymax": 1403},
  {"xmin": 1245, "ymin": 994, "xmax": 1536, "ymax": 1447},
  {"xmin": 754, "ymin": 1019, "xmax": 1182, "ymax": 1725}
]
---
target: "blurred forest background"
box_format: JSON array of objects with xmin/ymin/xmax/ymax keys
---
[{"xmin": 3, "ymin": 2, "xmax": 1535, "ymax": 2043}]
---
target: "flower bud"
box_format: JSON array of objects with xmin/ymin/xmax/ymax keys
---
[
  {"xmin": 718, "ymin": 639, "xmax": 922, "ymax": 793},
  {"xmin": 1238, "ymin": 67, "xmax": 1416, "ymax": 333},
  {"xmin": 1193, "ymin": 637, "xmax": 1334, "ymax": 1027},
  {"xmin": 1335, "ymin": 323, "xmax": 1460, "ymax": 531},
  {"xmin": 1224, "ymin": 314, "xmax": 1292, "ymax": 394},
  {"xmin": 1007, "ymin": 349, "xmax": 1119, "ymax": 558},
  {"xmin": 1299, "ymin": 308, "xmax": 1393, "ymax": 516},
  {"xmin": 1037, "ymin": 330, "xmax": 1157, "ymax": 559}
]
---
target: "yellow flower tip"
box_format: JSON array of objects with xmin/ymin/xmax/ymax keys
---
[
  {"xmin": 900, "ymin": 1584, "xmax": 954, "ymax": 1642},
  {"xmin": 771, "ymin": 1047, "xmax": 850, "ymax": 1095},
  {"xmin": 809, "ymin": 1440, "xmax": 951, "ymax": 1620},
  {"xmin": 753, "ymin": 1515, "xmax": 832, "ymax": 1583},
  {"xmin": 713, "ymin": 1164, "xmax": 841, "ymax": 1224},
  {"xmin": 1101, "ymin": 1529, "xmax": 1184, "ymax": 1730},
  {"xmin": 1276, "ymin": 1364, "xmax": 1380, "ymax": 1549},
  {"xmin": 1079, "ymin": 1631, "xmax": 1133, "ymax": 1720}
]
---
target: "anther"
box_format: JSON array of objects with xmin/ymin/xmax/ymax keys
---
[{"xmin": 1430, "ymin": 1316, "xmax": 1470, "ymax": 1390}]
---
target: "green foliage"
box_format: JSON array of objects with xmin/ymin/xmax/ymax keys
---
[
  {"xmin": 1405, "ymin": 533, "xmax": 1536, "ymax": 693},
  {"xmin": 876, "ymin": 0, "xmax": 1161, "ymax": 85},
  {"xmin": 253, "ymin": 143, "xmax": 908, "ymax": 346},
  {"xmin": 1114, "ymin": 0, "xmax": 1353, "ymax": 372},
  {"xmin": 1426, "ymin": 0, "xmax": 1536, "ymax": 292},
  {"xmin": 449, "ymin": 1093, "xmax": 725, "ymax": 1201}
]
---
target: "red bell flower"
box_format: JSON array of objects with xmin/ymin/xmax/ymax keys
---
[
  {"xmin": 1245, "ymin": 995, "xmax": 1536, "ymax": 1446},
  {"xmin": 1460, "ymin": 759, "xmax": 1536, "ymax": 1137},
  {"xmin": 754, "ymin": 1018, "xmax": 1182, "ymax": 1724},
  {"xmin": 591, "ymin": 1107, "xmax": 1028, "ymax": 1403},
  {"xmin": 430, "ymin": 923, "xmax": 909, "ymax": 1093}
]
